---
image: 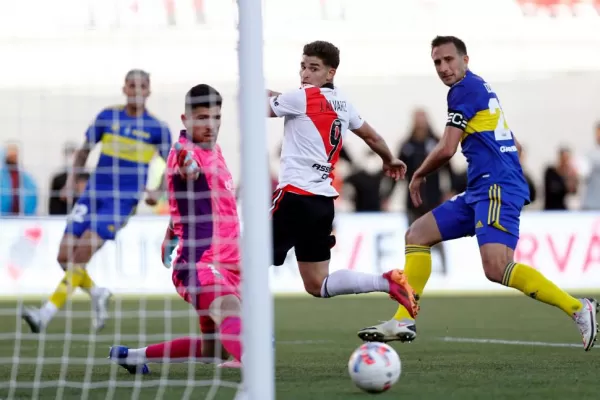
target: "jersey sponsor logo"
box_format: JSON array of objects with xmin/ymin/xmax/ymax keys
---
[
  {"xmin": 446, "ymin": 111, "xmax": 467, "ymax": 130},
  {"xmin": 500, "ymin": 145, "xmax": 518, "ymax": 153},
  {"xmin": 312, "ymin": 163, "xmax": 333, "ymax": 180}
]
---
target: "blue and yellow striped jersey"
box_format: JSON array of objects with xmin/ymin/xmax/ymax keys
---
[
  {"xmin": 85, "ymin": 106, "xmax": 172, "ymax": 199},
  {"xmin": 446, "ymin": 70, "xmax": 530, "ymax": 204}
]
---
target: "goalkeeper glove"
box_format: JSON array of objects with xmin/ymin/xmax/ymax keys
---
[
  {"xmin": 161, "ymin": 224, "xmax": 179, "ymax": 269},
  {"xmin": 173, "ymin": 141, "xmax": 200, "ymax": 180}
]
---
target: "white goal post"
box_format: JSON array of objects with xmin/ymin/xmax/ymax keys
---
[{"xmin": 237, "ymin": 0, "xmax": 275, "ymax": 398}]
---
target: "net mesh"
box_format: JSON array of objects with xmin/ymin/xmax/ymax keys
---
[{"xmin": 0, "ymin": 3, "xmax": 248, "ymax": 399}]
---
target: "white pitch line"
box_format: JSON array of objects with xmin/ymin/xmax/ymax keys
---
[{"xmin": 439, "ymin": 336, "xmax": 581, "ymax": 348}]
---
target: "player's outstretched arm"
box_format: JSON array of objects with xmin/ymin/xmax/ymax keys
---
[
  {"xmin": 266, "ymin": 89, "xmax": 304, "ymax": 119},
  {"xmin": 173, "ymin": 142, "xmax": 201, "ymax": 180},
  {"xmin": 351, "ymin": 122, "xmax": 406, "ymax": 181},
  {"xmin": 60, "ymin": 141, "xmax": 93, "ymax": 201},
  {"xmin": 409, "ymin": 126, "xmax": 462, "ymax": 207},
  {"xmin": 413, "ymin": 126, "xmax": 462, "ymax": 180}
]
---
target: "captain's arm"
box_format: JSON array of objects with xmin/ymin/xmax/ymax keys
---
[
  {"xmin": 414, "ymin": 85, "xmax": 475, "ymax": 179},
  {"xmin": 413, "ymin": 126, "xmax": 462, "ymax": 179}
]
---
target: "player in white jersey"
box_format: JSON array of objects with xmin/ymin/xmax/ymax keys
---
[{"xmin": 266, "ymin": 40, "xmax": 419, "ymax": 317}]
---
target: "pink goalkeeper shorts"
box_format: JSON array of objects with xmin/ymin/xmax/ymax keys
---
[{"xmin": 172, "ymin": 262, "xmax": 241, "ymax": 333}]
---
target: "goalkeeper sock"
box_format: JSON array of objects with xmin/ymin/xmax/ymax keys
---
[
  {"xmin": 139, "ymin": 337, "xmax": 203, "ymax": 363},
  {"xmin": 320, "ymin": 270, "xmax": 389, "ymax": 298},
  {"xmin": 393, "ymin": 245, "xmax": 432, "ymax": 321},
  {"xmin": 219, "ymin": 316, "xmax": 242, "ymax": 362},
  {"xmin": 40, "ymin": 265, "xmax": 86, "ymax": 325},
  {"xmin": 502, "ymin": 262, "xmax": 582, "ymax": 316}
]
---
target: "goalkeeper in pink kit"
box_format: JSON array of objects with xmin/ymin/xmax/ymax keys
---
[{"xmin": 109, "ymin": 84, "xmax": 242, "ymax": 373}]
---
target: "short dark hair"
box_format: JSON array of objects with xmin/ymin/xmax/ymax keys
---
[
  {"xmin": 185, "ymin": 84, "xmax": 222, "ymax": 113},
  {"xmin": 303, "ymin": 41, "xmax": 340, "ymax": 69},
  {"xmin": 431, "ymin": 36, "xmax": 468, "ymax": 56},
  {"xmin": 125, "ymin": 69, "xmax": 150, "ymax": 82}
]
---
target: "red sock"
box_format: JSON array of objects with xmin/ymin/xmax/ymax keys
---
[
  {"xmin": 219, "ymin": 316, "xmax": 242, "ymax": 361},
  {"xmin": 145, "ymin": 337, "xmax": 203, "ymax": 360}
]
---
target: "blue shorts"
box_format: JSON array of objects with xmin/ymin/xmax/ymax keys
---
[
  {"xmin": 65, "ymin": 192, "xmax": 138, "ymax": 241},
  {"xmin": 432, "ymin": 185, "xmax": 525, "ymax": 249}
]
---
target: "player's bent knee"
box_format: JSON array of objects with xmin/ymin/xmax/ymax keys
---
[
  {"xmin": 405, "ymin": 213, "xmax": 442, "ymax": 247},
  {"xmin": 208, "ymin": 294, "xmax": 241, "ymax": 326},
  {"xmin": 303, "ymin": 281, "xmax": 323, "ymax": 298},
  {"xmin": 480, "ymin": 243, "xmax": 513, "ymax": 283},
  {"xmin": 297, "ymin": 261, "xmax": 329, "ymax": 298}
]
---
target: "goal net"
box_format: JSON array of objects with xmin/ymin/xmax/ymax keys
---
[{"xmin": 0, "ymin": 0, "xmax": 273, "ymax": 399}]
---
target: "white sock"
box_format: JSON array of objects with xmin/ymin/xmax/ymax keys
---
[
  {"xmin": 39, "ymin": 302, "xmax": 59, "ymax": 326},
  {"xmin": 87, "ymin": 286, "xmax": 103, "ymax": 298},
  {"xmin": 125, "ymin": 347, "xmax": 148, "ymax": 364},
  {"xmin": 320, "ymin": 270, "xmax": 390, "ymax": 298}
]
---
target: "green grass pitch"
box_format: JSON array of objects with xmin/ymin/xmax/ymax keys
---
[{"xmin": 0, "ymin": 294, "xmax": 598, "ymax": 399}]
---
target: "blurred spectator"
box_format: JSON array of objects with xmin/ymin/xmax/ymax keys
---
[
  {"xmin": 48, "ymin": 143, "xmax": 79, "ymax": 215},
  {"xmin": 344, "ymin": 149, "xmax": 388, "ymax": 212},
  {"xmin": 543, "ymin": 146, "xmax": 578, "ymax": 210},
  {"xmin": 0, "ymin": 143, "xmax": 38, "ymax": 216},
  {"xmin": 386, "ymin": 109, "xmax": 456, "ymax": 222},
  {"xmin": 581, "ymin": 122, "xmax": 600, "ymax": 210},
  {"xmin": 519, "ymin": 146, "xmax": 537, "ymax": 204}
]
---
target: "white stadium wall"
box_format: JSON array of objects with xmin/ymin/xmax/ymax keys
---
[
  {"xmin": 1, "ymin": 0, "xmax": 600, "ymax": 214},
  {"xmin": 2, "ymin": 212, "xmax": 600, "ymax": 296}
]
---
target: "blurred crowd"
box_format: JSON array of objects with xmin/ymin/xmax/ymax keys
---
[
  {"xmin": 2, "ymin": 110, "xmax": 600, "ymax": 217},
  {"xmin": 86, "ymin": 0, "xmax": 600, "ymax": 29}
]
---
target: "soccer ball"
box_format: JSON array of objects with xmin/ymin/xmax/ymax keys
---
[{"xmin": 348, "ymin": 342, "xmax": 401, "ymax": 393}]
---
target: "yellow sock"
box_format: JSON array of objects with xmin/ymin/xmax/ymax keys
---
[
  {"xmin": 393, "ymin": 245, "xmax": 432, "ymax": 321},
  {"xmin": 79, "ymin": 268, "xmax": 96, "ymax": 292},
  {"xmin": 503, "ymin": 262, "xmax": 582, "ymax": 316},
  {"xmin": 49, "ymin": 265, "xmax": 86, "ymax": 309}
]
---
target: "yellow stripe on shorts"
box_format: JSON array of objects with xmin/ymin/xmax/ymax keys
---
[{"xmin": 487, "ymin": 184, "xmax": 501, "ymax": 225}]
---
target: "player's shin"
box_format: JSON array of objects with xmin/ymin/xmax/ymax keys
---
[
  {"xmin": 210, "ymin": 295, "xmax": 243, "ymax": 362},
  {"xmin": 78, "ymin": 268, "xmax": 101, "ymax": 296},
  {"xmin": 393, "ymin": 245, "xmax": 431, "ymax": 321},
  {"xmin": 40, "ymin": 264, "xmax": 86, "ymax": 324},
  {"xmin": 219, "ymin": 316, "xmax": 242, "ymax": 362},
  {"xmin": 140, "ymin": 337, "xmax": 204, "ymax": 363},
  {"xmin": 502, "ymin": 261, "xmax": 582, "ymax": 315},
  {"xmin": 320, "ymin": 269, "xmax": 390, "ymax": 298}
]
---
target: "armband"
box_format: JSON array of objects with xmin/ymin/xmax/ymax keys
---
[{"xmin": 446, "ymin": 111, "xmax": 467, "ymax": 130}]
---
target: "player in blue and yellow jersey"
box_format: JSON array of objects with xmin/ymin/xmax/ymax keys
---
[
  {"xmin": 358, "ymin": 36, "xmax": 599, "ymax": 351},
  {"xmin": 21, "ymin": 69, "xmax": 173, "ymax": 333}
]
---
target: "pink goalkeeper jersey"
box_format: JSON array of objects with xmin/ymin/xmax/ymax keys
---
[{"xmin": 167, "ymin": 131, "xmax": 241, "ymax": 268}]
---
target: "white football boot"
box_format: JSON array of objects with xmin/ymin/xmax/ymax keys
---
[
  {"xmin": 357, "ymin": 318, "xmax": 417, "ymax": 343},
  {"xmin": 573, "ymin": 298, "xmax": 599, "ymax": 351},
  {"xmin": 20, "ymin": 306, "xmax": 44, "ymax": 333},
  {"xmin": 91, "ymin": 288, "xmax": 112, "ymax": 332}
]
